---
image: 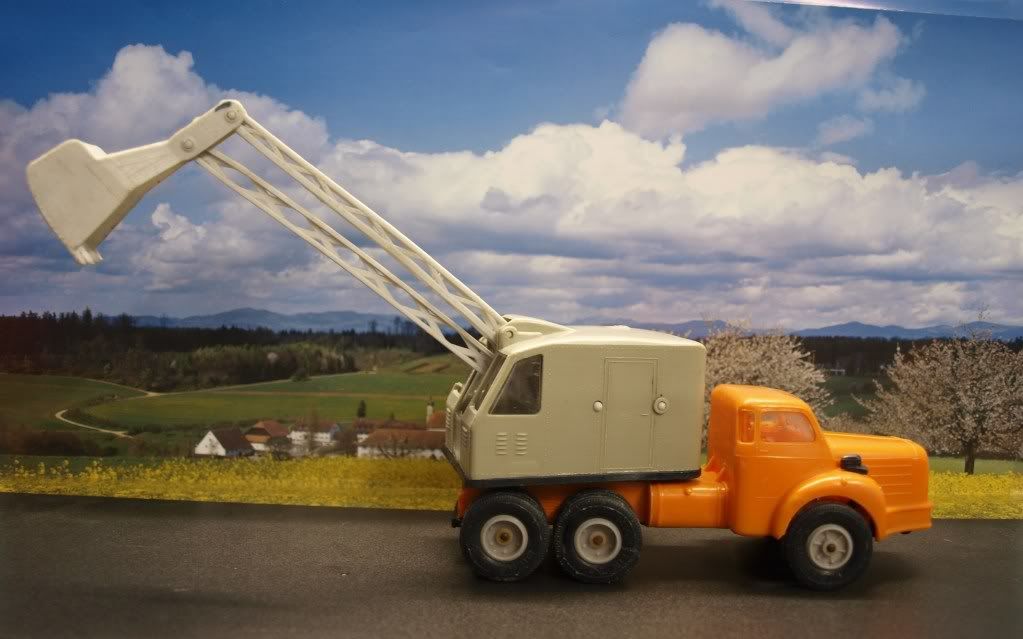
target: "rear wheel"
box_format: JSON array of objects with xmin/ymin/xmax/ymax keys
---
[
  {"xmin": 459, "ymin": 491, "xmax": 550, "ymax": 582},
  {"xmin": 554, "ymin": 490, "xmax": 642, "ymax": 584},
  {"xmin": 783, "ymin": 502, "xmax": 873, "ymax": 591}
]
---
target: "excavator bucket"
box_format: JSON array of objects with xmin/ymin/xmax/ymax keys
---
[
  {"xmin": 25, "ymin": 100, "xmax": 247, "ymax": 265},
  {"xmin": 26, "ymin": 139, "xmax": 184, "ymax": 264}
]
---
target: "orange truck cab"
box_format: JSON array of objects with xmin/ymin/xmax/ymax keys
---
[{"xmin": 454, "ymin": 384, "xmax": 932, "ymax": 590}]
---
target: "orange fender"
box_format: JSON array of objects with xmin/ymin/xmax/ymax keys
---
[{"xmin": 770, "ymin": 470, "xmax": 888, "ymax": 540}]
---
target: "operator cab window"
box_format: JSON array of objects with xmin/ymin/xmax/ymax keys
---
[
  {"xmin": 760, "ymin": 411, "xmax": 815, "ymax": 443},
  {"xmin": 490, "ymin": 355, "xmax": 543, "ymax": 415}
]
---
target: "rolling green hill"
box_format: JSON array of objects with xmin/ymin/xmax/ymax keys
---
[
  {"xmin": 85, "ymin": 386, "xmax": 423, "ymax": 427},
  {"xmin": 81, "ymin": 358, "xmax": 468, "ymax": 431},
  {"xmin": 0, "ymin": 374, "xmax": 145, "ymax": 429},
  {"xmin": 242, "ymin": 371, "xmax": 466, "ymax": 396},
  {"xmin": 0, "ymin": 356, "xmax": 469, "ymax": 456}
]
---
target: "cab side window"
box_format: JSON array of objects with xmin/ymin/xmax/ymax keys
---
[
  {"xmin": 760, "ymin": 411, "xmax": 815, "ymax": 443},
  {"xmin": 491, "ymin": 355, "xmax": 542, "ymax": 415}
]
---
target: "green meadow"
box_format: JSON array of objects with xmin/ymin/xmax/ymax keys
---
[
  {"xmin": 80, "ymin": 362, "xmax": 467, "ymax": 430},
  {"xmin": 0, "ymin": 374, "xmax": 145, "ymax": 429},
  {"xmin": 85, "ymin": 387, "xmax": 421, "ymax": 427}
]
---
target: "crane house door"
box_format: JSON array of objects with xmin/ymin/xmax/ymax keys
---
[{"xmin": 601, "ymin": 358, "xmax": 656, "ymax": 471}]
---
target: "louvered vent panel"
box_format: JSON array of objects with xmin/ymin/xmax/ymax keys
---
[{"xmin": 514, "ymin": 432, "xmax": 528, "ymax": 456}]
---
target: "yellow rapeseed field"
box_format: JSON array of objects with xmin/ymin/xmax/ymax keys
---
[
  {"xmin": 0, "ymin": 458, "xmax": 1019, "ymax": 518},
  {"xmin": 0, "ymin": 457, "xmax": 461, "ymax": 510},
  {"xmin": 929, "ymin": 471, "xmax": 1022, "ymax": 519}
]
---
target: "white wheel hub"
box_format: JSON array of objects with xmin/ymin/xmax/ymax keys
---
[
  {"xmin": 481, "ymin": 514, "xmax": 529, "ymax": 562},
  {"xmin": 806, "ymin": 523, "xmax": 854, "ymax": 570},
  {"xmin": 574, "ymin": 517, "xmax": 623, "ymax": 565}
]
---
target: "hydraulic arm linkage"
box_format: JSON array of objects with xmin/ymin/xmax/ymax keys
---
[{"xmin": 26, "ymin": 100, "xmax": 504, "ymax": 373}]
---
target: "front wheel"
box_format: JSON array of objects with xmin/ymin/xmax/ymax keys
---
[{"xmin": 783, "ymin": 502, "xmax": 873, "ymax": 591}]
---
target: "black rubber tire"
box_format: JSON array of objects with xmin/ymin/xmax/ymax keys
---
[
  {"xmin": 553, "ymin": 490, "xmax": 642, "ymax": 584},
  {"xmin": 782, "ymin": 502, "xmax": 873, "ymax": 591},
  {"xmin": 459, "ymin": 491, "xmax": 550, "ymax": 582}
]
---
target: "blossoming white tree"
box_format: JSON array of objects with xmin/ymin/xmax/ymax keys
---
[
  {"xmin": 860, "ymin": 327, "xmax": 1023, "ymax": 474},
  {"xmin": 702, "ymin": 325, "xmax": 831, "ymax": 428}
]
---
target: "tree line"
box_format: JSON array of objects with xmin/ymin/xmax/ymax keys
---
[{"xmin": 0, "ymin": 310, "xmax": 451, "ymax": 391}]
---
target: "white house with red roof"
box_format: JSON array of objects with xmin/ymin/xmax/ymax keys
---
[{"xmin": 194, "ymin": 427, "xmax": 255, "ymax": 458}]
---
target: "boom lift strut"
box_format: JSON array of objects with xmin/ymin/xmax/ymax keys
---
[{"xmin": 26, "ymin": 101, "xmax": 504, "ymax": 372}]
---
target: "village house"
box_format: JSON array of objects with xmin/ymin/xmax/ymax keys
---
[
  {"xmin": 194, "ymin": 427, "xmax": 255, "ymax": 458},
  {"xmin": 288, "ymin": 420, "xmax": 342, "ymax": 455},
  {"xmin": 352, "ymin": 418, "xmax": 427, "ymax": 443},
  {"xmin": 427, "ymin": 409, "xmax": 446, "ymax": 430},
  {"xmin": 243, "ymin": 420, "xmax": 290, "ymax": 454},
  {"xmin": 357, "ymin": 428, "xmax": 445, "ymax": 460}
]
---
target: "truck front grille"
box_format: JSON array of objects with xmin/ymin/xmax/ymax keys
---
[{"xmin": 868, "ymin": 460, "xmax": 914, "ymax": 498}]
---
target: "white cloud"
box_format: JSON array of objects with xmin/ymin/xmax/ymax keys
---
[
  {"xmin": 817, "ymin": 151, "xmax": 857, "ymax": 165},
  {"xmin": 1, "ymin": 44, "xmax": 1020, "ymax": 328},
  {"xmin": 0, "ymin": 44, "xmax": 331, "ymax": 288},
  {"xmin": 619, "ymin": 2, "xmax": 905, "ymax": 137},
  {"xmin": 816, "ymin": 114, "xmax": 874, "ymax": 145},
  {"xmin": 857, "ymin": 75, "xmax": 926, "ymax": 112},
  {"xmin": 0, "ymin": 45, "xmax": 329, "ymax": 194},
  {"xmin": 711, "ymin": 0, "xmax": 796, "ymax": 48}
]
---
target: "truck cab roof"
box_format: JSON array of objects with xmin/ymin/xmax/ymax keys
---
[{"xmin": 712, "ymin": 384, "xmax": 810, "ymax": 412}]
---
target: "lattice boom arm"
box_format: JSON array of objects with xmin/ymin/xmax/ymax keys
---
[{"xmin": 25, "ymin": 100, "xmax": 501, "ymax": 372}]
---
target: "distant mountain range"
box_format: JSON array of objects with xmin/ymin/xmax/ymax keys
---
[
  {"xmin": 134, "ymin": 308, "xmax": 396, "ymax": 333},
  {"xmin": 790, "ymin": 321, "xmax": 1023, "ymax": 340},
  {"xmin": 132, "ymin": 308, "xmax": 1023, "ymax": 340},
  {"xmin": 608, "ymin": 319, "xmax": 1023, "ymax": 340},
  {"xmin": 572, "ymin": 317, "xmax": 731, "ymax": 338}
]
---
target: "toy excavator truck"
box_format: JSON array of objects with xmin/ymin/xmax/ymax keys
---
[{"xmin": 26, "ymin": 100, "xmax": 932, "ymax": 590}]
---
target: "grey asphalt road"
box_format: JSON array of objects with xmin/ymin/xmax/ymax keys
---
[{"xmin": 1, "ymin": 494, "xmax": 1020, "ymax": 639}]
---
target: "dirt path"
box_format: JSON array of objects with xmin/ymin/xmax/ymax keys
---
[{"xmin": 54, "ymin": 409, "xmax": 134, "ymax": 439}]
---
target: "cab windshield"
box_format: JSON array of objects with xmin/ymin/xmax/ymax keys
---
[
  {"xmin": 453, "ymin": 369, "xmax": 477, "ymax": 412},
  {"xmin": 470, "ymin": 354, "xmax": 506, "ymax": 410}
]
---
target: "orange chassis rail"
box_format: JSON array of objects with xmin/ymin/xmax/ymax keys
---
[{"xmin": 455, "ymin": 467, "xmax": 931, "ymax": 542}]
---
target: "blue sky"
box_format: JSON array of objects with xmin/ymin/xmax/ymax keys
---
[
  {"xmin": 1, "ymin": 1, "xmax": 1021, "ymax": 328},
  {"xmin": 4, "ymin": 1, "xmax": 1021, "ymax": 171}
]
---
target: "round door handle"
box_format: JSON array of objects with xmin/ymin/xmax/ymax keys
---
[
  {"xmin": 593, "ymin": 401, "xmax": 604, "ymax": 412},
  {"xmin": 653, "ymin": 396, "xmax": 669, "ymax": 415}
]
